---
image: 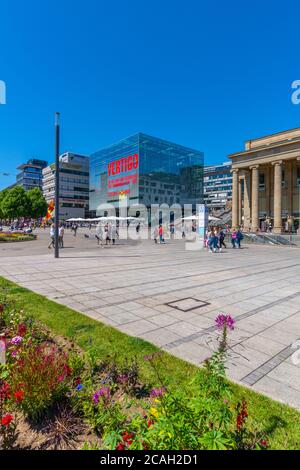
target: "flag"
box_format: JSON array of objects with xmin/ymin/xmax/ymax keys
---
[{"xmin": 42, "ymin": 200, "xmax": 55, "ymax": 225}]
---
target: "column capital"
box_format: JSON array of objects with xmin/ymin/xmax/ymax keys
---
[
  {"xmin": 249, "ymin": 164, "xmax": 259, "ymax": 170},
  {"xmin": 271, "ymin": 160, "xmax": 283, "ymax": 166},
  {"xmin": 239, "ymin": 169, "xmax": 250, "ymax": 177},
  {"xmin": 230, "ymin": 168, "xmax": 239, "ymax": 174}
]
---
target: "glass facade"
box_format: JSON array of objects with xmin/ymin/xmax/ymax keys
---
[{"xmin": 90, "ymin": 133, "xmax": 203, "ymax": 213}]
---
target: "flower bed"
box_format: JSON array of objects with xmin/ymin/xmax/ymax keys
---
[
  {"xmin": 0, "ymin": 294, "xmax": 270, "ymax": 451},
  {"xmin": 0, "ymin": 232, "xmax": 36, "ymax": 243}
]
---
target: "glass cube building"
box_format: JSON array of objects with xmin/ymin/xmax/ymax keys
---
[{"xmin": 90, "ymin": 133, "xmax": 204, "ymax": 214}]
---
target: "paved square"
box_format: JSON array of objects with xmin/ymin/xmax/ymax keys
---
[
  {"xmin": 1, "ymin": 228, "xmax": 300, "ymax": 409},
  {"xmin": 166, "ymin": 297, "xmax": 210, "ymax": 312}
]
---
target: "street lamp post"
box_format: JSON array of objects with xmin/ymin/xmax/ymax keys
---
[{"xmin": 54, "ymin": 112, "xmax": 60, "ymax": 259}]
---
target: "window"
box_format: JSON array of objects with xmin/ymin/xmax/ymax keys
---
[{"xmin": 259, "ymin": 173, "xmax": 265, "ymax": 191}]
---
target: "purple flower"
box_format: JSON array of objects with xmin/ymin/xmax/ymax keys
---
[
  {"xmin": 92, "ymin": 386, "xmax": 111, "ymax": 404},
  {"xmin": 92, "ymin": 392, "xmax": 100, "ymax": 404},
  {"xmin": 215, "ymin": 314, "xmax": 235, "ymax": 331},
  {"xmin": 150, "ymin": 387, "xmax": 166, "ymax": 398},
  {"xmin": 99, "ymin": 386, "xmax": 111, "ymax": 399},
  {"xmin": 11, "ymin": 350, "xmax": 19, "ymax": 358},
  {"xmin": 11, "ymin": 336, "xmax": 23, "ymax": 345}
]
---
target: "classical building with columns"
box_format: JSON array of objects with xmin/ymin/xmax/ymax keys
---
[{"xmin": 229, "ymin": 127, "xmax": 300, "ymax": 233}]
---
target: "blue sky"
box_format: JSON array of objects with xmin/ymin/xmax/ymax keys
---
[{"xmin": 1, "ymin": 0, "xmax": 300, "ymax": 188}]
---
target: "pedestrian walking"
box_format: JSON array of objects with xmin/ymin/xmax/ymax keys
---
[
  {"xmin": 207, "ymin": 229, "xmax": 214, "ymax": 252},
  {"xmin": 48, "ymin": 223, "xmax": 55, "ymax": 249},
  {"xmin": 159, "ymin": 224, "xmax": 164, "ymax": 243},
  {"xmin": 105, "ymin": 223, "xmax": 111, "ymax": 245},
  {"xmin": 236, "ymin": 229, "xmax": 244, "ymax": 248},
  {"xmin": 95, "ymin": 224, "xmax": 104, "ymax": 247},
  {"xmin": 231, "ymin": 230, "xmax": 237, "ymax": 248},
  {"xmin": 153, "ymin": 226, "xmax": 159, "ymax": 244},
  {"xmin": 219, "ymin": 229, "xmax": 226, "ymax": 250},
  {"xmin": 58, "ymin": 224, "xmax": 64, "ymax": 248}
]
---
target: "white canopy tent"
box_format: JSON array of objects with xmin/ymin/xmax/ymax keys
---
[
  {"xmin": 182, "ymin": 215, "xmax": 221, "ymax": 222},
  {"xmin": 66, "ymin": 216, "xmax": 144, "ymax": 223}
]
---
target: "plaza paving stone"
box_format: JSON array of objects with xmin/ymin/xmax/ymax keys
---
[{"xmin": 1, "ymin": 228, "xmax": 300, "ymax": 409}]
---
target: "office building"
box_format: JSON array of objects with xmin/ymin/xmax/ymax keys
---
[
  {"xmin": 5, "ymin": 158, "xmax": 48, "ymax": 192},
  {"xmin": 89, "ymin": 133, "xmax": 204, "ymax": 215},
  {"xmin": 42, "ymin": 152, "xmax": 89, "ymax": 220},
  {"xmin": 203, "ymin": 162, "xmax": 232, "ymax": 211}
]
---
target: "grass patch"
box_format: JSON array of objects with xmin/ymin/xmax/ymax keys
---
[{"xmin": 1, "ymin": 276, "xmax": 299, "ymax": 449}]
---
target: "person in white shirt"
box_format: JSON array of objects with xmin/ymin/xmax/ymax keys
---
[
  {"xmin": 59, "ymin": 225, "xmax": 65, "ymax": 248},
  {"xmin": 48, "ymin": 223, "xmax": 55, "ymax": 249},
  {"xmin": 95, "ymin": 224, "xmax": 104, "ymax": 247}
]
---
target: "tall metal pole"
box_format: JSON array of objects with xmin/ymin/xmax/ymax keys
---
[{"xmin": 54, "ymin": 112, "xmax": 60, "ymax": 258}]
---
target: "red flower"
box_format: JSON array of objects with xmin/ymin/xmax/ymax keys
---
[
  {"xmin": 14, "ymin": 390, "xmax": 25, "ymax": 403},
  {"xmin": 119, "ymin": 431, "xmax": 134, "ymax": 447},
  {"xmin": 147, "ymin": 419, "xmax": 154, "ymax": 428},
  {"xmin": 1, "ymin": 413, "xmax": 13, "ymax": 426},
  {"xmin": 75, "ymin": 377, "xmax": 81, "ymax": 385},
  {"xmin": 236, "ymin": 400, "xmax": 248, "ymax": 431},
  {"xmin": 116, "ymin": 443, "xmax": 125, "ymax": 450},
  {"xmin": 64, "ymin": 364, "xmax": 72, "ymax": 376},
  {"xmin": 260, "ymin": 439, "xmax": 268, "ymax": 448},
  {"xmin": 122, "ymin": 431, "xmax": 134, "ymax": 442},
  {"xmin": 0, "ymin": 382, "xmax": 11, "ymax": 400},
  {"xmin": 17, "ymin": 323, "xmax": 27, "ymax": 337}
]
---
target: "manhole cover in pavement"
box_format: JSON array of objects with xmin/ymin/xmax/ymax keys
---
[{"xmin": 166, "ymin": 297, "xmax": 210, "ymax": 312}]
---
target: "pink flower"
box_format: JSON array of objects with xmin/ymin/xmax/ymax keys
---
[
  {"xmin": 215, "ymin": 314, "xmax": 235, "ymax": 331},
  {"xmin": 150, "ymin": 387, "xmax": 166, "ymax": 398},
  {"xmin": 11, "ymin": 336, "xmax": 23, "ymax": 345}
]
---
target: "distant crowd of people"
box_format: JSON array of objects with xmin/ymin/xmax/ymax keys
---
[
  {"xmin": 205, "ymin": 227, "xmax": 243, "ymax": 252},
  {"xmin": 46, "ymin": 220, "xmax": 245, "ymax": 253}
]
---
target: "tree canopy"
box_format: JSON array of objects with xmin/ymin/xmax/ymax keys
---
[
  {"xmin": 27, "ymin": 187, "xmax": 48, "ymax": 219},
  {"xmin": 0, "ymin": 186, "xmax": 48, "ymax": 220}
]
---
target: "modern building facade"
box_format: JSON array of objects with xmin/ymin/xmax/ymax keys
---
[
  {"xmin": 229, "ymin": 127, "xmax": 300, "ymax": 233},
  {"xmin": 42, "ymin": 152, "xmax": 89, "ymax": 220},
  {"xmin": 90, "ymin": 133, "xmax": 204, "ymax": 215},
  {"xmin": 7, "ymin": 158, "xmax": 48, "ymax": 192},
  {"xmin": 204, "ymin": 162, "xmax": 232, "ymax": 211}
]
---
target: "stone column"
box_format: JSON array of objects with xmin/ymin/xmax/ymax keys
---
[
  {"xmin": 296, "ymin": 157, "xmax": 300, "ymax": 235},
  {"xmin": 265, "ymin": 165, "xmax": 270, "ymax": 217},
  {"xmin": 231, "ymin": 169, "xmax": 239, "ymax": 229},
  {"xmin": 286, "ymin": 160, "xmax": 293, "ymax": 217},
  {"xmin": 273, "ymin": 160, "xmax": 283, "ymax": 233},
  {"xmin": 251, "ymin": 165, "xmax": 259, "ymax": 231},
  {"xmin": 238, "ymin": 178, "xmax": 243, "ymax": 226},
  {"xmin": 243, "ymin": 171, "xmax": 251, "ymax": 230}
]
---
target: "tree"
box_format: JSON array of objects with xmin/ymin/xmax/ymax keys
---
[
  {"xmin": 1, "ymin": 186, "xmax": 32, "ymax": 219},
  {"xmin": 27, "ymin": 188, "xmax": 48, "ymax": 219},
  {"xmin": 0, "ymin": 189, "xmax": 8, "ymax": 219}
]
